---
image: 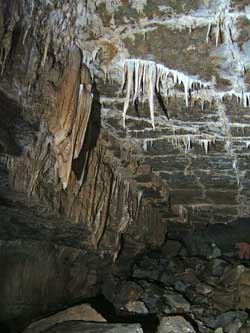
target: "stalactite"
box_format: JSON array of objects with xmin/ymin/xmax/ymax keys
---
[
  {"xmin": 73, "ymin": 85, "xmax": 93, "ymax": 159},
  {"xmin": 41, "ymin": 30, "xmax": 51, "ymax": 67},
  {"xmin": 233, "ymin": 160, "xmax": 240, "ymax": 185},
  {"xmin": 48, "ymin": 46, "xmax": 93, "ymax": 189},
  {"xmin": 129, "ymin": 0, "xmax": 147, "ymax": 13},
  {"xmin": 122, "ymin": 60, "xmax": 135, "ymax": 128},
  {"xmin": 121, "ymin": 56, "xmax": 250, "ymax": 132},
  {"xmin": 183, "ymin": 135, "xmax": 192, "ymax": 154},
  {"xmin": 122, "ymin": 59, "xmax": 211, "ymax": 129},
  {"xmin": 200, "ymin": 139, "xmax": 209, "ymax": 155},
  {"xmin": 138, "ymin": 134, "xmax": 223, "ymax": 155},
  {"xmin": 136, "ymin": 190, "xmax": 143, "ymax": 220},
  {"xmin": 113, "ymin": 180, "xmax": 132, "ymax": 261}
]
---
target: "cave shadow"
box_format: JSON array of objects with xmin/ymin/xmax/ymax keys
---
[
  {"xmin": 72, "ymin": 80, "xmax": 101, "ymax": 183},
  {"xmin": 155, "ymin": 89, "xmax": 169, "ymax": 120},
  {"xmin": 0, "ymin": 322, "xmax": 10, "ymax": 333},
  {"xmin": 65, "ymin": 294, "xmax": 159, "ymax": 333},
  {"xmin": 0, "ymin": 90, "xmax": 30, "ymax": 157},
  {"xmin": 167, "ymin": 217, "xmax": 250, "ymax": 258},
  {"xmin": 18, "ymin": 294, "xmax": 159, "ymax": 333}
]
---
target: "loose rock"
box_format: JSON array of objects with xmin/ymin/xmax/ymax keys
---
[
  {"xmin": 157, "ymin": 316, "xmax": 196, "ymax": 333},
  {"xmin": 23, "ymin": 304, "xmax": 106, "ymax": 333},
  {"xmin": 43, "ymin": 321, "xmax": 143, "ymax": 333}
]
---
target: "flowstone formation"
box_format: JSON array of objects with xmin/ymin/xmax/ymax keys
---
[
  {"xmin": 1, "ymin": 0, "xmax": 250, "ymax": 233},
  {"xmin": 1, "ymin": 0, "xmax": 250, "ymax": 331}
]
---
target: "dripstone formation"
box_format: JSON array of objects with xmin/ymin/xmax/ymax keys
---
[{"xmin": 1, "ymin": 1, "xmax": 250, "ymax": 332}]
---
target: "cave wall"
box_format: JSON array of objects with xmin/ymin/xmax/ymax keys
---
[
  {"xmin": 0, "ymin": 0, "xmax": 171, "ymax": 257},
  {"xmin": 0, "ymin": 0, "xmax": 250, "ymax": 258}
]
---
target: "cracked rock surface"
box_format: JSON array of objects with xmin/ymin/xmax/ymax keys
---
[{"xmin": 1, "ymin": 0, "xmax": 250, "ymax": 332}]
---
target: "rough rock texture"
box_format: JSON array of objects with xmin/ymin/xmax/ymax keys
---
[
  {"xmin": 157, "ymin": 316, "xmax": 196, "ymax": 333},
  {"xmin": 0, "ymin": 236, "xmax": 110, "ymax": 330},
  {"xmin": 1, "ymin": 0, "xmax": 250, "ymax": 255},
  {"xmin": 102, "ymin": 245, "xmax": 250, "ymax": 333},
  {"xmin": 42, "ymin": 321, "xmax": 143, "ymax": 333},
  {"xmin": 23, "ymin": 304, "xmax": 106, "ymax": 333},
  {"xmin": 1, "ymin": 0, "xmax": 250, "ymax": 330}
]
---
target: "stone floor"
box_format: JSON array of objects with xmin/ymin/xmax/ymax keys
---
[{"xmin": 1, "ymin": 165, "xmax": 250, "ymax": 333}]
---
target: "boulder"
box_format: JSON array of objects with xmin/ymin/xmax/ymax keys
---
[
  {"xmin": 211, "ymin": 259, "xmax": 228, "ymax": 277},
  {"xmin": 42, "ymin": 321, "xmax": 143, "ymax": 333},
  {"xmin": 157, "ymin": 316, "xmax": 196, "ymax": 333},
  {"xmin": 23, "ymin": 304, "xmax": 106, "ymax": 333},
  {"xmin": 125, "ymin": 301, "xmax": 149, "ymax": 315},
  {"xmin": 213, "ymin": 266, "xmax": 250, "ymax": 311},
  {"xmin": 164, "ymin": 291, "xmax": 190, "ymax": 314},
  {"xmin": 161, "ymin": 240, "xmax": 182, "ymax": 258}
]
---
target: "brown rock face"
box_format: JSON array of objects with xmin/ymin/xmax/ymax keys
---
[
  {"xmin": 23, "ymin": 304, "xmax": 106, "ymax": 333},
  {"xmin": 48, "ymin": 46, "xmax": 93, "ymax": 189},
  {"xmin": 1, "ymin": 0, "xmax": 250, "ymax": 329},
  {"xmin": 42, "ymin": 322, "xmax": 143, "ymax": 333},
  {"xmin": 0, "ymin": 239, "xmax": 106, "ymax": 329},
  {"xmin": 238, "ymin": 242, "xmax": 250, "ymax": 260},
  {"xmin": 1, "ymin": 0, "xmax": 250, "ymax": 258},
  {"xmin": 0, "ymin": 1, "xmax": 170, "ymax": 260},
  {"xmin": 212, "ymin": 265, "xmax": 250, "ymax": 311}
]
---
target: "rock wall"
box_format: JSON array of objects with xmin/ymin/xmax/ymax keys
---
[
  {"xmin": 0, "ymin": 0, "xmax": 170, "ymax": 257},
  {"xmin": 1, "ymin": 0, "xmax": 250, "ymax": 258},
  {"xmin": 1, "ymin": 1, "xmax": 250, "ymax": 330}
]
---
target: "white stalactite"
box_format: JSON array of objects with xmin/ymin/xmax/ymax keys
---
[
  {"xmin": 122, "ymin": 59, "xmax": 211, "ymax": 128},
  {"xmin": 121, "ymin": 56, "xmax": 250, "ymax": 130},
  {"xmin": 136, "ymin": 190, "xmax": 143, "ymax": 220},
  {"xmin": 200, "ymin": 139, "xmax": 210, "ymax": 155}
]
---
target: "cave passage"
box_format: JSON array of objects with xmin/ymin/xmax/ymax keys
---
[{"xmin": 1, "ymin": 0, "xmax": 250, "ymax": 332}]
